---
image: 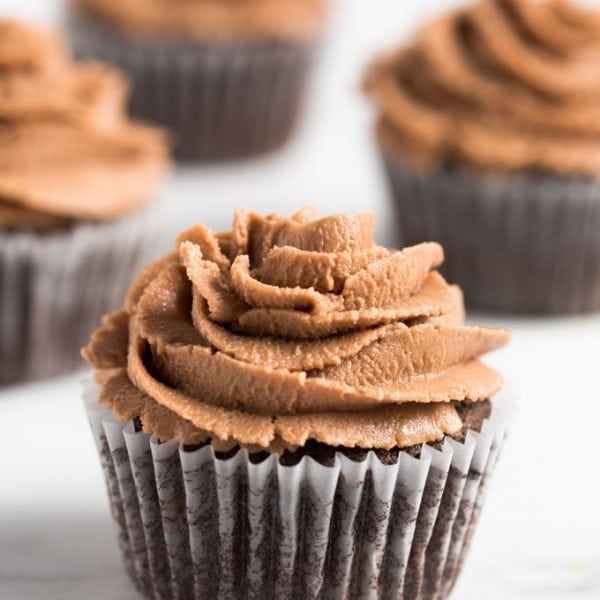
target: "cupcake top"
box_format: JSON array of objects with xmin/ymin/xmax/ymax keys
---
[
  {"xmin": 73, "ymin": 0, "xmax": 326, "ymax": 42},
  {"xmin": 365, "ymin": 0, "xmax": 600, "ymax": 175},
  {"xmin": 83, "ymin": 207, "xmax": 509, "ymax": 453},
  {"xmin": 0, "ymin": 20, "xmax": 169, "ymax": 231}
]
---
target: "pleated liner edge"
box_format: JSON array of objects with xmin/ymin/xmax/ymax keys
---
[{"xmin": 84, "ymin": 381, "xmax": 509, "ymax": 600}]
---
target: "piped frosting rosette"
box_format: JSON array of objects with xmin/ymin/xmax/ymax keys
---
[
  {"xmin": 365, "ymin": 0, "xmax": 600, "ymax": 174},
  {"xmin": 74, "ymin": 0, "xmax": 325, "ymax": 41},
  {"xmin": 0, "ymin": 19, "xmax": 168, "ymax": 230},
  {"xmin": 84, "ymin": 208, "xmax": 509, "ymax": 453}
]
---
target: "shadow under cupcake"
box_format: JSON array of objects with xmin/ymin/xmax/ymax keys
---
[
  {"xmin": 67, "ymin": 0, "xmax": 326, "ymax": 162},
  {"xmin": 0, "ymin": 19, "xmax": 169, "ymax": 384},
  {"xmin": 365, "ymin": 0, "xmax": 600, "ymax": 315},
  {"xmin": 83, "ymin": 207, "xmax": 510, "ymax": 599}
]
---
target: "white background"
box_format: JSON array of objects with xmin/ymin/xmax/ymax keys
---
[{"xmin": 1, "ymin": 1, "xmax": 600, "ymax": 598}]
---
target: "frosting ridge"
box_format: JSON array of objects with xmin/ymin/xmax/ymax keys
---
[
  {"xmin": 0, "ymin": 19, "xmax": 169, "ymax": 230},
  {"xmin": 365, "ymin": 0, "xmax": 600, "ymax": 175},
  {"xmin": 83, "ymin": 208, "xmax": 509, "ymax": 451},
  {"xmin": 73, "ymin": 0, "xmax": 325, "ymax": 41}
]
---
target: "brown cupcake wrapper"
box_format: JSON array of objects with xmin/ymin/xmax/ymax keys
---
[
  {"xmin": 382, "ymin": 152, "xmax": 600, "ymax": 314},
  {"xmin": 0, "ymin": 213, "xmax": 159, "ymax": 384},
  {"xmin": 68, "ymin": 12, "xmax": 317, "ymax": 162},
  {"xmin": 84, "ymin": 382, "xmax": 509, "ymax": 600}
]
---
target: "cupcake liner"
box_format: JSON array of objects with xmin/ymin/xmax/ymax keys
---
[
  {"xmin": 68, "ymin": 13, "xmax": 316, "ymax": 162},
  {"xmin": 382, "ymin": 153, "xmax": 600, "ymax": 314},
  {"xmin": 84, "ymin": 381, "xmax": 509, "ymax": 600},
  {"xmin": 0, "ymin": 213, "xmax": 158, "ymax": 384}
]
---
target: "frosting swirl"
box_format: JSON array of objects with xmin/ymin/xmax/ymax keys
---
[
  {"xmin": 365, "ymin": 0, "xmax": 600, "ymax": 175},
  {"xmin": 0, "ymin": 20, "xmax": 169, "ymax": 230},
  {"xmin": 73, "ymin": 0, "xmax": 325, "ymax": 41},
  {"xmin": 84, "ymin": 208, "xmax": 509, "ymax": 452}
]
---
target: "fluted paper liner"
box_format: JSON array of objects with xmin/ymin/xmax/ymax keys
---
[
  {"xmin": 0, "ymin": 213, "xmax": 157, "ymax": 384},
  {"xmin": 69, "ymin": 13, "xmax": 316, "ymax": 162},
  {"xmin": 84, "ymin": 381, "xmax": 509, "ymax": 600},
  {"xmin": 383, "ymin": 153, "xmax": 600, "ymax": 315}
]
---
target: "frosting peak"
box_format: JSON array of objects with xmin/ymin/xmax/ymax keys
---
[
  {"xmin": 0, "ymin": 19, "xmax": 169, "ymax": 230},
  {"xmin": 365, "ymin": 0, "xmax": 600, "ymax": 175},
  {"xmin": 0, "ymin": 20, "xmax": 56, "ymax": 68},
  {"xmin": 83, "ymin": 208, "xmax": 509, "ymax": 452}
]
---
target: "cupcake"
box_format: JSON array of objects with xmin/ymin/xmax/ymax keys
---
[
  {"xmin": 68, "ymin": 0, "xmax": 326, "ymax": 161},
  {"xmin": 0, "ymin": 20, "xmax": 169, "ymax": 384},
  {"xmin": 83, "ymin": 207, "xmax": 510, "ymax": 599},
  {"xmin": 365, "ymin": 0, "xmax": 600, "ymax": 314}
]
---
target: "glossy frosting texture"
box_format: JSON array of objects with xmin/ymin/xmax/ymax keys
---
[
  {"xmin": 83, "ymin": 208, "xmax": 509, "ymax": 451},
  {"xmin": 0, "ymin": 20, "xmax": 169, "ymax": 230},
  {"xmin": 73, "ymin": 0, "xmax": 325, "ymax": 41},
  {"xmin": 365, "ymin": 0, "xmax": 600, "ymax": 175}
]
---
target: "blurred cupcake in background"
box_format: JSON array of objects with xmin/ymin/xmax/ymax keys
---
[
  {"xmin": 0, "ymin": 20, "xmax": 169, "ymax": 384},
  {"xmin": 68, "ymin": 0, "xmax": 326, "ymax": 161},
  {"xmin": 365, "ymin": 0, "xmax": 600, "ymax": 314},
  {"xmin": 83, "ymin": 207, "xmax": 510, "ymax": 599}
]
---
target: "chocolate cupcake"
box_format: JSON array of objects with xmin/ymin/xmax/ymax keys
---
[
  {"xmin": 68, "ymin": 0, "xmax": 326, "ymax": 161},
  {"xmin": 83, "ymin": 207, "xmax": 510, "ymax": 599},
  {"xmin": 365, "ymin": 0, "xmax": 600, "ymax": 314},
  {"xmin": 0, "ymin": 20, "xmax": 169, "ymax": 384}
]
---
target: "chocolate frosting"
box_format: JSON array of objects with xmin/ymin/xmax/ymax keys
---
[
  {"xmin": 0, "ymin": 20, "xmax": 169, "ymax": 230},
  {"xmin": 83, "ymin": 208, "xmax": 509, "ymax": 452},
  {"xmin": 365, "ymin": 0, "xmax": 600, "ymax": 175},
  {"xmin": 73, "ymin": 0, "xmax": 325, "ymax": 41}
]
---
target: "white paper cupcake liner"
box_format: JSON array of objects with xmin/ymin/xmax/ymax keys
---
[
  {"xmin": 84, "ymin": 381, "xmax": 509, "ymax": 600},
  {"xmin": 382, "ymin": 153, "xmax": 600, "ymax": 314},
  {"xmin": 68, "ymin": 12, "xmax": 316, "ymax": 162},
  {"xmin": 0, "ymin": 213, "xmax": 158, "ymax": 384}
]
